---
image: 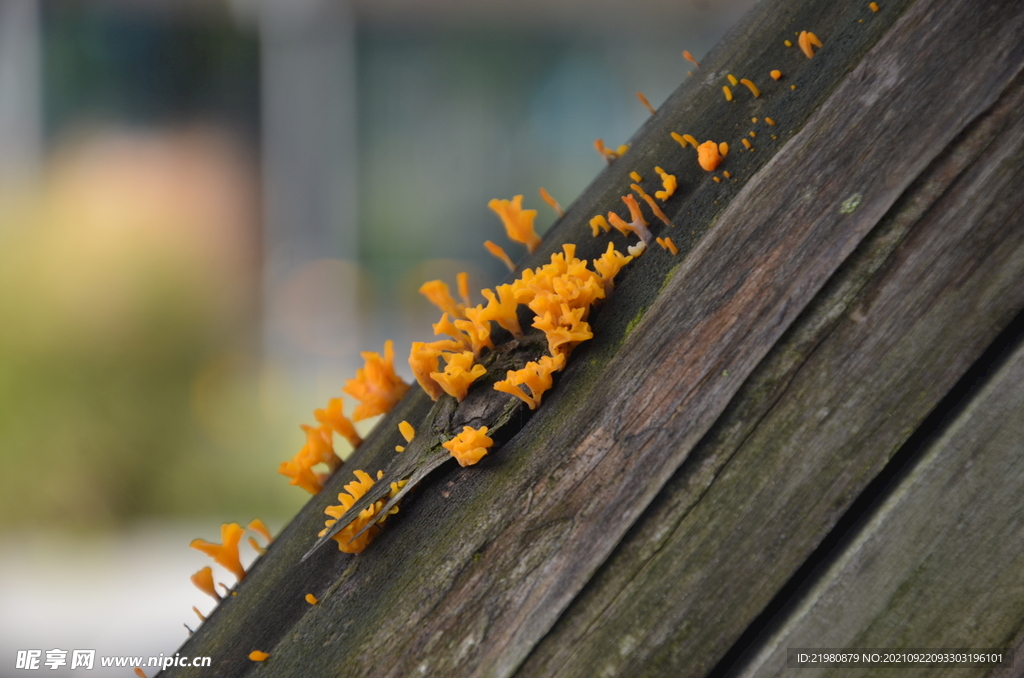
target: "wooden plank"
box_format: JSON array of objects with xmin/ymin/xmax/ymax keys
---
[
  {"xmin": 238, "ymin": 2, "xmax": 1024, "ymax": 678},
  {"xmin": 731, "ymin": 338, "xmax": 1024, "ymax": 678},
  {"xmin": 517, "ymin": 52, "xmax": 1024, "ymax": 678},
  {"xmin": 520, "ymin": 51, "xmax": 1024, "ymax": 678}
]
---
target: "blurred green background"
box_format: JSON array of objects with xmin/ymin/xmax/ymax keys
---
[{"xmin": 0, "ymin": 0, "xmax": 754, "ymax": 669}]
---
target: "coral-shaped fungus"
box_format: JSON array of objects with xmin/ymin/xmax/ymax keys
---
[
  {"xmin": 419, "ymin": 280, "xmax": 465, "ymax": 319},
  {"xmin": 488, "ymin": 195, "xmax": 542, "ymax": 253},
  {"xmin": 442, "ymin": 426, "xmax": 495, "ymax": 467},
  {"xmin": 278, "ymin": 423, "xmax": 342, "ymax": 495},
  {"xmin": 190, "ymin": 566, "xmax": 221, "ymax": 601},
  {"xmin": 494, "ymin": 353, "xmax": 566, "ymax": 410},
  {"xmin": 409, "ymin": 340, "xmax": 460, "ymax": 401},
  {"xmin": 431, "ymin": 350, "xmax": 487, "ymax": 402},
  {"xmin": 484, "ymin": 240, "xmax": 516, "ymax": 271},
  {"xmin": 631, "ymin": 184, "xmax": 672, "ymax": 227},
  {"xmin": 608, "ymin": 195, "xmax": 653, "ymax": 244},
  {"xmin": 320, "ymin": 470, "xmax": 406, "ymax": 554},
  {"xmin": 313, "ymin": 397, "xmax": 363, "ymax": 449},
  {"xmin": 190, "ymin": 523, "xmax": 246, "ymax": 582},
  {"xmin": 343, "ymin": 340, "xmax": 410, "ymax": 421}
]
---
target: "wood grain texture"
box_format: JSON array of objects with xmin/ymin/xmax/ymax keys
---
[
  {"xmin": 161, "ymin": 0, "xmax": 1024, "ymax": 676},
  {"xmin": 517, "ymin": 41, "xmax": 1024, "ymax": 678},
  {"xmin": 732, "ymin": 337, "xmax": 1024, "ymax": 678},
  {"xmin": 519, "ymin": 49, "xmax": 1024, "ymax": 678}
]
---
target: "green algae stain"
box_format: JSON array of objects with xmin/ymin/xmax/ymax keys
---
[
  {"xmin": 840, "ymin": 193, "xmax": 863, "ymax": 214},
  {"xmin": 625, "ymin": 307, "xmax": 647, "ymax": 338}
]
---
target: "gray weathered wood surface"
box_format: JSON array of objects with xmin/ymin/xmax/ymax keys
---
[
  {"xmin": 161, "ymin": 0, "xmax": 1024, "ymax": 675},
  {"xmin": 730, "ymin": 325, "xmax": 1024, "ymax": 678}
]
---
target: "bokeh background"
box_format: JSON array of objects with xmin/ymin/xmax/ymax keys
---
[{"xmin": 0, "ymin": 0, "xmax": 755, "ymax": 673}]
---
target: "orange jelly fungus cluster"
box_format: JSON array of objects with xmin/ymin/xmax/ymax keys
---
[
  {"xmin": 343, "ymin": 341, "xmax": 411, "ymax": 421},
  {"xmin": 320, "ymin": 470, "xmax": 407, "ymax": 554},
  {"xmin": 411, "ymin": 243, "xmax": 632, "ymax": 412},
  {"xmin": 189, "ymin": 520, "xmax": 273, "ymax": 601},
  {"xmin": 697, "ymin": 140, "xmax": 729, "ymax": 172},
  {"xmin": 278, "ymin": 421, "xmax": 345, "ymax": 495},
  {"xmin": 443, "ymin": 426, "xmax": 495, "ymax": 467},
  {"xmin": 488, "ymin": 195, "xmax": 543, "ymax": 254}
]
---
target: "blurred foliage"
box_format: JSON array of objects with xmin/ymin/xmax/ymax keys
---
[{"xmin": 0, "ymin": 130, "xmax": 305, "ymax": 529}]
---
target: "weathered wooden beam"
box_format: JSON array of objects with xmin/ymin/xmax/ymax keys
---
[
  {"xmin": 731, "ymin": 335, "xmax": 1024, "ymax": 678},
  {"xmin": 161, "ymin": 0, "xmax": 1024, "ymax": 675},
  {"xmin": 517, "ymin": 29, "xmax": 1024, "ymax": 678}
]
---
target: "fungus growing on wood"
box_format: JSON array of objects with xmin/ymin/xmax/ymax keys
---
[
  {"xmin": 190, "ymin": 523, "xmax": 246, "ymax": 582},
  {"xmin": 798, "ymin": 30, "xmax": 823, "ymax": 58},
  {"xmin": 594, "ymin": 138, "xmax": 629, "ymax": 164},
  {"xmin": 480, "ymin": 285, "xmax": 523, "ymax": 337},
  {"xmin": 770, "ymin": 69, "xmax": 783, "ymax": 80},
  {"xmin": 442, "ymin": 426, "xmax": 495, "ymax": 467},
  {"xmin": 278, "ymin": 423, "xmax": 342, "ymax": 494},
  {"xmin": 419, "ymin": 280, "xmax": 465, "ymax": 319},
  {"xmin": 395, "ymin": 420, "xmax": 416, "ymax": 452},
  {"xmin": 740, "ymin": 78, "xmax": 761, "ymax": 97},
  {"xmin": 590, "ymin": 214, "xmax": 612, "ymax": 237},
  {"xmin": 488, "ymin": 195, "xmax": 542, "ymax": 253},
  {"xmin": 190, "ymin": 566, "xmax": 221, "ymax": 602},
  {"xmin": 484, "ymin": 240, "xmax": 516, "ymax": 271},
  {"xmin": 249, "ymin": 652, "xmax": 269, "ymax": 662},
  {"xmin": 723, "ymin": 85, "xmax": 734, "ymax": 101},
  {"xmin": 409, "ymin": 340, "xmax": 455, "ymax": 400},
  {"xmin": 313, "ymin": 398, "xmax": 363, "ymax": 449},
  {"xmin": 608, "ymin": 195, "xmax": 653, "ymax": 244},
  {"xmin": 654, "ymin": 167, "xmax": 677, "ymax": 201},
  {"xmin": 636, "ymin": 91, "xmax": 656, "ymax": 115},
  {"xmin": 697, "ymin": 140, "xmax": 725, "ymax": 171},
  {"xmin": 682, "ymin": 50, "xmax": 700, "ymax": 68},
  {"xmin": 431, "ymin": 351, "xmax": 487, "ymax": 402},
  {"xmin": 593, "ymin": 242, "xmax": 634, "ymax": 291},
  {"xmin": 305, "ymin": 594, "xmax": 318, "ymax": 605},
  {"xmin": 343, "ymin": 341, "xmax": 410, "ymax": 421},
  {"xmin": 320, "ymin": 470, "xmax": 389, "ymax": 554},
  {"xmin": 656, "ymin": 236, "xmax": 679, "ymax": 255},
  {"xmin": 494, "ymin": 353, "xmax": 567, "ymax": 410},
  {"xmin": 538, "ymin": 187, "xmax": 564, "ymax": 217},
  {"xmin": 631, "ymin": 183, "xmax": 673, "ymax": 227}
]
